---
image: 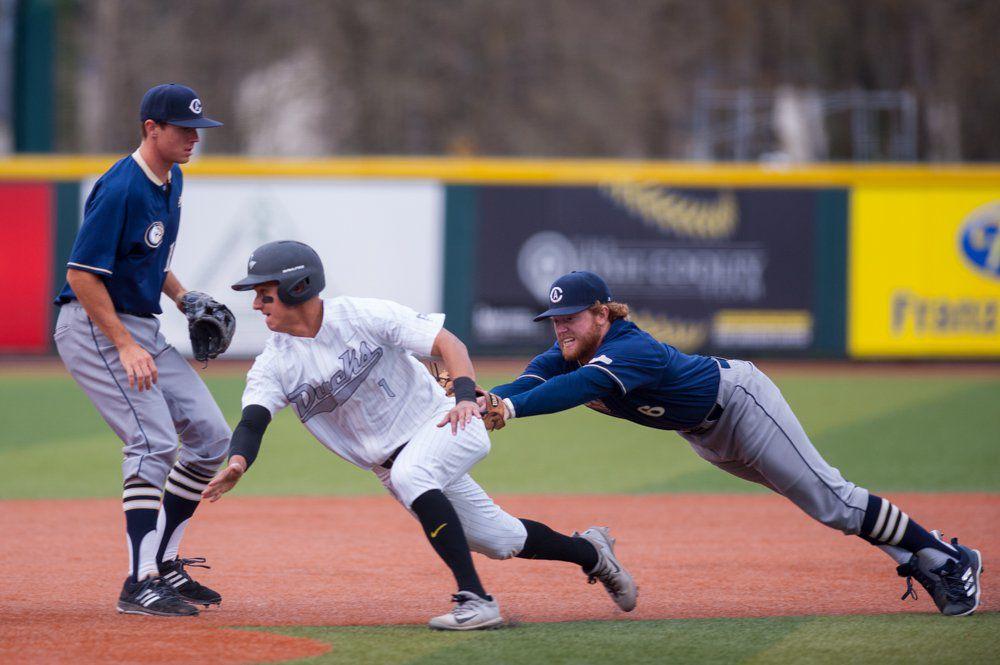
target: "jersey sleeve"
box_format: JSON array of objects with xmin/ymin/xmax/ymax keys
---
[
  {"xmin": 490, "ymin": 343, "xmax": 566, "ymax": 398},
  {"xmin": 241, "ymin": 344, "xmax": 288, "ymax": 416},
  {"xmin": 66, "ymin": 180, "xmax": 127, "ymax": 277},
  {"xmin": 356, "ymin": 298, "xmax": 445, "ymax": 356},
  {"xmin": 506, "ymin": 366, "xmax": 619, "ymax": 417},
  {"xmin": 576, "ymin": 338, "xmax": 659, "ymax": 395}
]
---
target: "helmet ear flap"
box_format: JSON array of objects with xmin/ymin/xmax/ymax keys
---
[{"xmin": 278, "ymin": 275, "xmax": 312, "ymax": 305}]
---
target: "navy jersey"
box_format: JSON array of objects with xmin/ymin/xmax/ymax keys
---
[
  {"xmin": 492, "ymin": 319, "xmax": 721, "ymax": 430},
  {"xmin": 55, "ymin": 151, "xmax": 182, "ymax": 315}
]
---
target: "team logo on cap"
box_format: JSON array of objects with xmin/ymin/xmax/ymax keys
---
[
  {"xmin": 189, "ymin": 98, "xmax": 202, "ymax": 114},
  {"xmin": 248, "ymin": 256, "xmax": 257, "ymax": 271},
  {"xmin": 550, "ymin": 286, "xmax": 563, "ymax": 303},
  {"xmin": 145, "ymin": 221, "xmax": 165, "ymax": 248}
]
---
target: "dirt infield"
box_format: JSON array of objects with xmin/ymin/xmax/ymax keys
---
[{"xmin": 1, "ymin": 493, "xmax": 995, "ymax": 664}]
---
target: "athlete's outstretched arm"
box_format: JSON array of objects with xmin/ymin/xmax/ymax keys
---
[
  {"xmin": 502, "ymin": 367, "xmax": 618, "ymax": 419},
  {"xmin": 491, "ymin": 344, "xmax": 565, "ymax": 399},
  {"xmin": 203, "ymin": 405, "xmax": 272, "ymax": 502}
]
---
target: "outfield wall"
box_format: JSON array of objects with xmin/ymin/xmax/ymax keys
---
[{"xmin": 1, "ymin": 157, "xmax": 998, "ymax": 359}]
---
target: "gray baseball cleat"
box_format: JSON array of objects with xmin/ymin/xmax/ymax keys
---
[
  {"xmin": 898, "ymin": 534, "xmax": 983, "ymax": 617},
  {"xmin": 575, "ymin": 526, "xmax": 638, "ymax": 612},
  {"xmin": 428, "ymin": 591, "xmax": 504, "ymax": 631}
]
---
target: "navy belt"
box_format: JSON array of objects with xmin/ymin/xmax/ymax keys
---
[{"xmin": 116, "ymin": 309, "xmax": 155, "ymax": 319}]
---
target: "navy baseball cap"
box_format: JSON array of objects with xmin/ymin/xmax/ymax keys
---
[
  {"xmin": 533, "ymin": 271, "xmax": 613, "ymax": 321},
  {"xmin": 140, "ymin": 83, "xmax": 223, "ymax": 128}
]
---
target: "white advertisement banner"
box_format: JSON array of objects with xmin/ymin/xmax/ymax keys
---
[{"xmin": 80, "ymin": 178, "xmax": 444, "ymax": 357}]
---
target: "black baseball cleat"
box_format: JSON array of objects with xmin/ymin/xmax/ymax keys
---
[
  {"xmin": 158, "ymin": 557, "xmax": 222, "ymax": 607},
  {"xmin": 898, "ymin": 537, "xmax": 983, "ymax": 617},
  {"xmin": 117, "ymin": 576, "xmax": 199, "ymax": 617}
]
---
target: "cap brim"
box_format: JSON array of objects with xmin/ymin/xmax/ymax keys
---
[
  {"xmin": 532, "ymin": 303, "xmax": 591, "ymax": 322},
  {"xmin": 169, "ymin": 117, "xmax": 224, "ymax": 128},
  {"xmin": 231, "ymin": 274, "xmax": 281, "ymax": 291}
]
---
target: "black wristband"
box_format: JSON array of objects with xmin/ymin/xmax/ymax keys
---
[
  {"xmin": 228, "ymin": 404, "xmax": 272, "ymax": 470},
  {"xmin": 452, "ymin": 376, "xmax": 477, "ymax": 403}
]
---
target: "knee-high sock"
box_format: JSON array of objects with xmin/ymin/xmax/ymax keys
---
[
  {"xmin": 155, "ymin": 462, "xmax": 213, "ymax": 566},
  {"xmin": 515, "ymin": 519, "xmax": 599, "ymax": 571},
  {"xmin": 410, "ymin": 489, "xmax": 488, "ymax": 598},
  {"xmin": 861, "ymin": 494, "xmax": 957, "ymax": 566},
  {"xmin": 122, "ymin": 478, "xmax": 163, "ymax": 581}
]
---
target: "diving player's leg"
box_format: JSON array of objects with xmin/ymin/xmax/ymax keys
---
[
  {"xmin": 386, "ymin": 415, "xmax": 501, "ymax": 629},
  {"xmin": 54, "ymin": 305, "xmax": 196, "ymax": 616},
  {"xmin": 154, "ymin": 345, "xmax": 229, "ymax": 606},
  {"xmin": 704, "ymin": 364, "xmax": 982, "ymax": 616}
]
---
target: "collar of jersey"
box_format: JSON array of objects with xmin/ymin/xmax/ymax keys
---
[{"xmin": 131, "ymin": 149, "xmax": 173, "ymax": 187}]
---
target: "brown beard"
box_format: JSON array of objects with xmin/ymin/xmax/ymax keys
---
[{"xmin": 559, "ymin": 320, "xmax": 603, "ymax": 362}]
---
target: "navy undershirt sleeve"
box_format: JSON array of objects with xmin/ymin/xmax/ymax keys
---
[
  {"xmin": 228, "ymin": 405, "xmax": 272, "ymax": 470},
  {"xmin": 507, "ymin": 367, "xmax": 618, "ymax": 418}
]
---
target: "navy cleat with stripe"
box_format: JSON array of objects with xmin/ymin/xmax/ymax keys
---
[
  {"xmin": 159, "ymin": 557, "xmax": 222, "ymax": 607},
  {"xmin": 117, "ymin": 576, "xmax": 198, "ymax": 617},
  {"xmin": 898, "ymin": 536, "xmax": 984, "ymax": 617}
]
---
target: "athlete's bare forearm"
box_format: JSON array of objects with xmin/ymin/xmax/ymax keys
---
[
  {"xmin": 431, "ymin": 328, "xmax": 476, "ymax": 382},
  {"xmin": 66, "ymin": 269, "xmax": 134, "ymax": 349},
  {"xmin": 161, "ymin": 271, "xmax": 188, "ymax": 312}
]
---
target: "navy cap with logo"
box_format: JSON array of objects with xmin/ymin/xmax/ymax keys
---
[
  {"xmin": 533, "ymin": 270, "xmax": 613, "ymax": 321},
  {"xmin": 140, "ymin": 83, "xmax": 223, "ymax": 128}
]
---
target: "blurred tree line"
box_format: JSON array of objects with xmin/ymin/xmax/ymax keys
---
[{"xmin": 53, "ymin": 0, "xmax": 1000, "ymax": 160}]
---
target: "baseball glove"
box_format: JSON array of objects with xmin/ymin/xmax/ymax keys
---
[
  {"xmin": 429, "ymin": 362, "xmax": 486, "ymax": 398},
  {"xmin": 181, "ymin": 291, "xmax": 236, "ymax": 364},
  {"xmin": 481, "ymin": 393, "xmax": 508, "ymax": 431}
]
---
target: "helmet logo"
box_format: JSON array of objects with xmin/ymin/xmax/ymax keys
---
[
  {"xmin": 550, "ymin": 286, "xmax": 563, "ymax": 303},
  {"xmin": 189, "ymin": 98, "xmax": 202, "ymax": 114},
  {"xmin": 282, "ymin": 264, "xmax": 305, "ymax": 273},
  {"xmin": 248, "ymin": 257, "xmax": 257, "ymax": 271}
]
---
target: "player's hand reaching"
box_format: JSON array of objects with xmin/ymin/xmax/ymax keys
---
[
  {"xmin": 203, "ymin": 457, "xmax": 247, "ymax": 502},
  {"xmin": 437, "ymin": 400, "xmax": 482, "ymax": 435},
  {"xmin": 118, "ymin": 341, "xmax": 158, "ymax": 391}
]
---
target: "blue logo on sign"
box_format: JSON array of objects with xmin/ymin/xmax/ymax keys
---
[{"xmin": 959, "ymin": 202, "xmax": 1000, "ymax": 280}]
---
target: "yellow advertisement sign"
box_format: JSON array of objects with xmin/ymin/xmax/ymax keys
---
[{"xmin": 850, "ymin": 187, "xmax": 1000, "ymax": 357}]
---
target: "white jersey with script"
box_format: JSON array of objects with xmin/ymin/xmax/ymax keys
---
[{"xmin": 241, "ymin": 296, "xmax": 452, "ymax": 469}]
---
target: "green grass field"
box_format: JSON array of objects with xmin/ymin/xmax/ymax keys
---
[
  {"xmin": 2, "ymin": 367, "xmax": 998, "ymax": 663},
  {"xmin": 2, "ymin": 371, "xmax": 998, "ymax": 499}
]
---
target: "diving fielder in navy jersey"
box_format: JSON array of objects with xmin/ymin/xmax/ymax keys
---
[{"xmin": 483, "ymin": 270, "xmax": 983, "ymax": 617}]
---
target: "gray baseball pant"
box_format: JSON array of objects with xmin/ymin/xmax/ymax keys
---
[
  {"xmin": 680, "ymin": 359, "xmax": 870, "ymax": 535},
  {"xmin": 54, "ymin": 301, "xmax": 230, "ymax": 487}
]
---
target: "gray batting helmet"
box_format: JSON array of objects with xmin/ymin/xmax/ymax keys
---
[{"xmin": 231, "ymin": 240, "xmax": 326, "ymax": 305}]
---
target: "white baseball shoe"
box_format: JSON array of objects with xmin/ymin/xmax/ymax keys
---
[
  {"xmin": 428, "ymin": 591, "xmax": 504, "ymax": 631},
  {"xmin": 575, "ymin": 526, "xmax": 638, "ymax": 612}
]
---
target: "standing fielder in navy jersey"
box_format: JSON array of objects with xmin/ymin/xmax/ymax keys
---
[
  {"xmin": 483, "ymin": 271, "xmax": 983, "ymax": 617},
  {"xmin": 53, "ymin": 84, "xmax": 230, "ymax": 617}
]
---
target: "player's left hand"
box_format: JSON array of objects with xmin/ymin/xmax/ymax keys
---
[
  {"xmin": 202, "ymin": 458, "xmax": 246, "ymax": 502},
  {"xmin": 437, "ymin": 400, "xmax": 482, "ymax": 435}
]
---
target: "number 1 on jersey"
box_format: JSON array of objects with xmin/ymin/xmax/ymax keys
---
[{"xmin": 378, "ymin": 378, "xmax": 396, "ymax": 398}]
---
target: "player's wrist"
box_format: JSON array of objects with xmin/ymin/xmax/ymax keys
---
[{"xmin": 452, "ymin": 376, "xmax": 478, "ymax": 403}]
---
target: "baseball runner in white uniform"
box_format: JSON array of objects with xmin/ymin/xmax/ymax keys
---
[{"xmin": 203, "ymin": 240, "xmax": 638, "ymax": 630}]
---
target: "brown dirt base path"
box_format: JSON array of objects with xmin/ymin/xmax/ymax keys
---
[{"xmin": 1, "ymin": 493, "xmax": 996, "ymax": 664}]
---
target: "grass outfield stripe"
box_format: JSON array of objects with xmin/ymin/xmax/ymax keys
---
[
  {"xmin": 1, "ymin": 372, "xmax": 998, "ymax": 499},
  {"xmin": 257, "ymin": 614, "xmax": 1000, "ymax": 665}
]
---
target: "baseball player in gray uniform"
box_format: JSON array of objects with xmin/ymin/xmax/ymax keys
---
[
  {"xmin": 479, "ymin": 271, "xmax": 983, "ymax": 617},
  {"xmin": 203, "ymin": 241, "xmax": 638, "ymax": 630},
  {"xmin": 53, "ymin": 84, "xmax": 234, "ymax": 616}
]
